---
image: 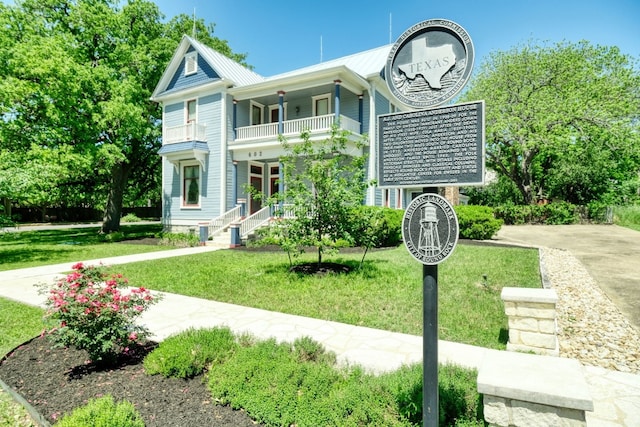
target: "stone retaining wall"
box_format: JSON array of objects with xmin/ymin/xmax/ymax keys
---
[{"xmin": 501, "ymin": 287, "xmax": 559, "ymax": 356}]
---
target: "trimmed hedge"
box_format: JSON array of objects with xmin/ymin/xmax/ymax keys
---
[
  {"xmin": 493, "ymin": 202, "xmax": 579, "ymax": 225},
  {"xmin": 454, "ymin": 205, "xmax": 503, "ymax": 240}
]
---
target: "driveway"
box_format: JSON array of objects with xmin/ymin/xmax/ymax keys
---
[{"xmin": 495, "ymin": 224, "xmax": 640, "ymax": 333}]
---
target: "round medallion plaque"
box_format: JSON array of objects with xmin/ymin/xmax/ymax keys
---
[
  {"xmin": 402, "ymin": 193, "xmax": 459, "ymax": 265},
  {"xmin": 385, "ymin": 19, "xmax": 475, "ymax": 108}
]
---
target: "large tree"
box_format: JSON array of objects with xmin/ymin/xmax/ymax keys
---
[
  {"xmin": 0, "ymin": 0, "xmax": 247, "ymax": 231},
  {"xmin": 461, "ymin": 41, "xmax": 640, "ymax": 205}
]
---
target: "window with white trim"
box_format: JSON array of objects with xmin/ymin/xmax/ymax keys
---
[
  {"xmin": 312, "ymin": 94, "xmax": 330, "ymax": 116},
  {"xmin": 185, "ymin": 52, "xmax": 197, "ymax": 75},
  {"xmin": 251, "ymin": 101, "xmax": 264, "ymax": 125},
  {"xmin": 186, "ymin": 99, "xmax": 197, "ymax": 124},
  {"xmin": 268, "ymin": 103, "xmax": 287, "ymax": 123},
  {"xmin": 182, "ymin": 163, "xmax": 201, "ymax": 207}
]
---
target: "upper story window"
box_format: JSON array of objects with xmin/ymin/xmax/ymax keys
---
[
  {"xmin": 312, "ymin": 94, "xmax": 330, "ymax": 116},
  {"xmin": 186, "ymin": 99, "xmax": 197, "ymax": 124},
  {"xmin": 185, "ymin": 52, "xmax": 197, "ymax": 76},
  {"xmin": 268, "ymin": 103, "xmax": 287, "ymax": 123},
  {"xmin": 251, "ymin": 101, "xmax": 264, "ymax": 125}
]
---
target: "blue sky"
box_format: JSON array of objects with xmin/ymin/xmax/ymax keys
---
[
  {"xmin": 152, "ymin": 0, "xmax": 640, "ymax": 76},
  {"xmin": 2, "ymin": 0, "xmax": 638, "ymax": 76}
]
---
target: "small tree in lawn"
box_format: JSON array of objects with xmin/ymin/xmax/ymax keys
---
[{"xmin": 262, "ymin": 126, "xmax": 373, "ymax": 268}]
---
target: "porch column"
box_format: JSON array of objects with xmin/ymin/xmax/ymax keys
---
[
  {"xmin": 232, "ymin": 99, "xmax": 237, "ymax": 139},
  {"xmin": 277, "ymin": 90, "xmax": 285, "ymax": 134},
  {"xmin": 277, "ymin": 90, "xmax": 285, "ymax": 215},
  {"xmin": 367, "ymin": 82, "xmax": 377, "ymax": 205},
  {"xmin": 232, "ymin": 160, "xmax": 238, "ymax": 206},
  {"xmin": 278, "ymin": 161, "xmax": 284, "ymax": 216},
  {"xmin": 358, "ymin": 94, "xmax": 364, "ymax": 134},
  {"xmin": 334, "ymin": 80, "xmax": 341, "ymax": 125}
]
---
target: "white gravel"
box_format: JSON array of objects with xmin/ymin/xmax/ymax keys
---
[{"xmin": 540, "ymin": 247, "xmax": 640, "ymax": 374}]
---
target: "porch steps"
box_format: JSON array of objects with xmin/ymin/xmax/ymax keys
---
[{"xmin": 206, "ymin": 230, "xmax": 231, "ymax": 248}]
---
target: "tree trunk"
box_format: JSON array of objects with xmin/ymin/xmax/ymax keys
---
[
  {"xmin": 101, "ymin": 162, "xmax": 130, "ymax": 233},
  {"xmin": 2, "ymin": 198, "xmax": 11, "ymax": 218}
]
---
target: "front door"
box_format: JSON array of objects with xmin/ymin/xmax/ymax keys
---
[{"xmin": 249, "ymin": 163, "xmax": 263, "ymax": 214}]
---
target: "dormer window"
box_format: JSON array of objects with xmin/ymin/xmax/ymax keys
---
[{"xmin": 185, "ymin": 52, "xmax": 197, "ymax": 75}]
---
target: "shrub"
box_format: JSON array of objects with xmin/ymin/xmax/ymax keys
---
[
  {"xmin": 144, "ymin": 328, "xmax": 483, "ymax": 426},
  {"xmin": 39, "ymin": 263, "xmax": 160, "ymax": 364},
  {"xmin": 438, "ymin": 364, "xmax": 483, "ymax": 426},
  {"xmin": 0, "ymin": 214, "xmax": 15, "ymax": 228},
  {"xmin": 158, "ymin": 231, "xmax": 200, "ymax": 247},
  {"xmin": 454, "ymin": 205, "xmax": 503, "ymax": 240},
  {"xmin": 544, "ymin": 201, "xmax": 578, "ymax": 224},
  {"xmin": 208, "ymin": 338, "xmax": 409, "ymax": 426},
  {"xmin": 293, "ymin": 335, "xmax": 337, "ymax": 365},
  {"xmin": 351, "ymin": 206, "xmax": 403, "ymax": 248},
  {"xmin": 121, "ymin": 213, "xmax": 142, "ymax": 223},
  {"xmin": 55, "ymin": 395, "xmax": 144, "ymax": 427},
  {"xmin": 144, "ymin": 327, "xmax": 237, "ymax": 378},
  {"xmin": 494, "ymin": 202, "xmax": 579, "ymax": 225},
  {"xmin": 100, "ymin": 231, "xmax": 125, "ymax": 242}
]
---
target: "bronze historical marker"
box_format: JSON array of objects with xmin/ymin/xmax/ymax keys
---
[
  {"xmin": 378, "ymin": 101, "xmax": 485, "ymax": 188},
  {"xmin": 384, "ymin": 19, "xmax": 475, "ymax": 108}
]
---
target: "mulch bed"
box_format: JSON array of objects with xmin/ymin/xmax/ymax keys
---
[{"xmin": 0, "ymin": 336, "xmax": 261, "ymax": 426}]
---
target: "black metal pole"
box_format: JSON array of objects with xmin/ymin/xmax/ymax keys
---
[
  {"xmin": 422, "ymin": 187, "xmax": 438, "ymax": 427},
  {"xmin": 423, "ymin": 263, "xmax": 438, "ymax": 426}
]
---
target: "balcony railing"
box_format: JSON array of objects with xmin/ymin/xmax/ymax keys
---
[
  {"xmin": 235, "ymin": 114, "xmax": 360, "ymax": 142},
  {"xmin": 164, "ymin": 122, "xmax": 207, "ymax": 144}
]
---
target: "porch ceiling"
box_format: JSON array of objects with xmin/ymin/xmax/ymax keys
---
[{"xmin": 229, "ymin": 66, "xmax": 370, "ymax": 100}]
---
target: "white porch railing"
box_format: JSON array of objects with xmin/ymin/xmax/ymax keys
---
[
  {"xmin": 239, "ymin": 206, "xmax": 272, "ymax": 237},
  {"xmin": 235, "ymin": 122, "xmax": 279, "ymax": 141},
  {"xmin": 164, "ymin": 123, "xmax": 207, "ymax": 144},
  {"xmin": 208, "ymin": 205, "xmax": 241, "ymax": 237},
  {"xmin": 235, "ymin": 114, "xmax": 360, "ymax": 141}
]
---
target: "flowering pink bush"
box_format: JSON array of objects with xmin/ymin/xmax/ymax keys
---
[{"xmin": 40, "ymin": 263, "xmax": 160, "ymax": 364}]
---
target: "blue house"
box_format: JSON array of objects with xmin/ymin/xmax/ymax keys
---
[{"xmin": 151, "ymin": 35, "xmax": 424, "ymax": 240}]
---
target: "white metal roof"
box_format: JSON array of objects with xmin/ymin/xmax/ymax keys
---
[
  {"xmin": 266, "ymin": 44, "xmax": 393, "ymax": 82},
  {"xmin": 185, "ymin": 36, "xmax": 265, "ymax": 87}
]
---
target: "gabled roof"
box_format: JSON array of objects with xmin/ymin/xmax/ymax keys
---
[
  {"xmin": 188, "ymin": 36, "xmax": 264, "ymax": 86},
  {"xmin": 152, "ymin": 36, "xmax": 393, "ymax": 102},
  {"xmin": 151, "ymin": 35, "xmax": 264, "ymax": 101}
]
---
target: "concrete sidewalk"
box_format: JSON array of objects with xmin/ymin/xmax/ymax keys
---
[{"xmin": 1, "ymin": 241, "xmax": 639, "ymax": 425}]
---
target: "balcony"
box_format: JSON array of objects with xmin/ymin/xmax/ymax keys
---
[
  {"xmin": 233, "ymin": 114, "xmax": 361, "ymax": 143},
  {"xmin": 159, "ymin": 122, "xmax": 209, "ymax": 171},
  {"xmin": 164, "ymin": 122, "xmax": 207, "ymax": 145}
]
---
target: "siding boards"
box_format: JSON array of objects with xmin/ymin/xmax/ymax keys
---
[
  {"xmin": 165, "ymin": 49, "xmax": 220, "ymax": 93},
  {"xmin": 201, "ymin": 94, "xmax": 221, "ymax": 218},
  {"xmin": 164, "ymin": 102, "xmax": 183, "ymax": 128}
]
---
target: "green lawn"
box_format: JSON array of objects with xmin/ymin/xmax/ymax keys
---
[
  {"xmin": 0, "ymin": 230, "xmax": 540, "ymax": 427},
  {"xmin": 0, "ymin": 224, "xmax": 170, "ymax": 271},
  {"xmin": 113, "ymin": 243, "xmax": 541, "ymax": 349},
  {"xmin": 614, "ymin": 205, "xmax": 640, "ymax": 232}
]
